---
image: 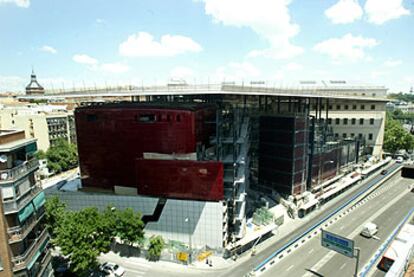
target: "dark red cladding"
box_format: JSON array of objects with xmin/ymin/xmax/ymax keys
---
[
  {"xmin": 136, "ymin": 159, "xmax": 224, "ymax": 201},
  {"xmin": 75, "ymin": 103, "xmax": 220, "ymax": 201}
]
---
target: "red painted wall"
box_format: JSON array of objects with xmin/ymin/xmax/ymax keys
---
[
  {"xmin": 136, "ymin": 159, "xmax": 224, "ymax": 201},
  {"xmin": 75, "ymin": 104, "xmax": 217, "ymax": 197}
]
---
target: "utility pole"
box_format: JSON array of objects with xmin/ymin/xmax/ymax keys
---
[{"xmin": 354, "ymin": 247, "xmax": 360, "ymax": 277}]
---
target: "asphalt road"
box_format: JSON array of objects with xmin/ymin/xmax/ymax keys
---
[
  {"xmin": 260, "ymin": 174, "xmax": 413, "ymax": 277},
  {"xmin": 220, "ymin": 163, "xmax": 401, "ymax": 277}
]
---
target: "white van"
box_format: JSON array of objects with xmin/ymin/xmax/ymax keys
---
[{"xmin": 361, "ymin": 222, "xmax": 378, "ymax": 238}]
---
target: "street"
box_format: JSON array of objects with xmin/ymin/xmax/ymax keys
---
[{"xmin": 260, "ymin": 175, "xmax": 413, "ymax": 277}]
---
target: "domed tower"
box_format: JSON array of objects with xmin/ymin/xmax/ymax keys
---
[{"xmin": 26, "ymin": 69, "xmax": 45, "ymax": 95}]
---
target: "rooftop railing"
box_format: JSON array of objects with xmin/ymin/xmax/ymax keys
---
[{"xmin": 0, "ymin": 158, "xmax": 39, "ymax": 184}]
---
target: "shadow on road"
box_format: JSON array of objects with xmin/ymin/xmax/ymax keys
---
[{"xmin": 305, "ymin": 268, "xmax": 325, "ymax": 277}]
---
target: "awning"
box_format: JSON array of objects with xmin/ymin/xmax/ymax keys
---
[
  {"xmin": 25, "ymin": 142, "xmax": 37, "ymax": 156},
  {"xmin": 33, "ymin": 192, "xmax": 45, "ymax": 210},
  {"xmin": 18, "ymin": 203, "xmax": 35, "ymax": 223},
  {"xmin": 27, "ymin": 250, "xmax": 41, "ymax": 270}
]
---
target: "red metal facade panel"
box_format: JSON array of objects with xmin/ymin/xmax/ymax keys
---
[
  {"xmin": 136, "ymin": 159, "xmax": 224, "ymax": 201},
  {"xmin": 75, "ymin": 105, "xmax": 216, "ymax": 193}
]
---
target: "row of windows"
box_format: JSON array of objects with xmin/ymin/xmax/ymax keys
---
[
  {"xmin": 325, "ymin": 118, "xmax": 376, "ymax": 125},
  {"xmin": 86, "ymin": 113, "xmax": 184, "ymax": 123},
  {"xmin": 312, "ymin": 104, "xmax": 376, "ymax": 111},
  {"xmin": 335, "ymin": 133, "xmax": 374, "ymax": 140}
]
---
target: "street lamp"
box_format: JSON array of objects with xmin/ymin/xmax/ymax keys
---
[{"xmin": 184, "ymin": 217, "xmax": 192, "ymax": 264}]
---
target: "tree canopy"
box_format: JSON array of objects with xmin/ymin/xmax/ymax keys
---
[
  {"xmin": 46, "ymin": 138, "xmax": 78, "ymax": 174},
  {"xmin": 383, "ymin": 115, "xmax": 414, "ymax": 153},
  {"xmin": 45, "ymin": 198, "xmax": 146, "ymax": 275},
  {"xmin": 146, "ymin": 236, "xmax": 165, "ymax": 262}
]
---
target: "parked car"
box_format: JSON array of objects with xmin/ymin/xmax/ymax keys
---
[
  {"xmin": 381, "ymin": 169, "xmax": 388, "ymax": 175},
  {"xmin": 99, "ymin": 262, "xmax": 125, "ymax": 277},
  {"xmin": 360, "ymin": 222, "xmax": 378, "ymax": 238},
  {"xmin": 396, "ymin": 157, "xmax": 404, "ymax": 163}
]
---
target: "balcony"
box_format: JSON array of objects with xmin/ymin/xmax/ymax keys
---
[
  {"xmin": 12, "ymin": 228, "xmax": 49, "ymax": 272},
  {"xmin": 7, "ymin": 210, "xmax": 45, "ymax": 243},
  {"xmin": 0, "ymin": 158, "xmax": 39, "ymax": 184},
  {"xmin": 2, "ymin": 185, "xmax": 43, "ymax": 214}
]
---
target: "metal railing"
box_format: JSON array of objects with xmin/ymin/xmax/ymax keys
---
[
  {"xmin": 2, "ymin": 185, "xmax": 42, "ymax": 214},
  {"xmin": 7, "ymin": 210, "xmax": 45, "ymax": 243},
  {"xmin": 0, "ymin": 158, "xmax": 39, "ymax": 184},
  {"xmin": 12, "ymin": 228, "xmax": 49, "ymax": 271},
  {"xmin": 33, "ymin": 82, "xmax": 387, "ymax": 100}
]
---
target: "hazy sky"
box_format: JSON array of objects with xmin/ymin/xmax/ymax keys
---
[{"xmin": 0, "ymin": 0, "xmax": 413, "ymax": 93}]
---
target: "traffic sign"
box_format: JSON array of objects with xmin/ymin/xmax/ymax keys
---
[{"xmin": 321, "ymin": 229, "xmax": 355, "ymax": 258}]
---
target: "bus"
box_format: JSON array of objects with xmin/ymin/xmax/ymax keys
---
[{"xmin": 378, "ymin": 224, "xmax": 414, "ymax": 272}]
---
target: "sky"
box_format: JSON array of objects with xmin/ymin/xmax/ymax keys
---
[{"xmin": 0, "ymin": 0, "xmax": 413, "ymax": 93}]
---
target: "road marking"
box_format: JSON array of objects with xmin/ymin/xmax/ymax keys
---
[
  {"xmin": 308, "ymin": 248, "xmax": 314, "ymax": 254},
  {"xmin": 303, "ymin": 186, "xmax": 409, "ymax": 275},
  {"xmin": 372, "ymin": 236, "xmax": 381, "ymax": 240},
  {"xmin": 287, "ymin": 265, "xmax": 294, "ymax": 271},
  {"xmin": 340, "ymin": 263, "xmax": 347, "ymax": 270}
]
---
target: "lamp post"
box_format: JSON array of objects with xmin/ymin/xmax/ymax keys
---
[{"xmin": 184, "ymin": 217, "xmax": 192, "ymax": 264}]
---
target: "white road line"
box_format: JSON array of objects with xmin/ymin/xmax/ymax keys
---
[
  {"xmin": 287, "ymin": 265, "xmax": 294, "ymax": 271},
  {"xmin": 340, "ymin": 263, "xmax": 347, "ymax": 270},
  {"xmin": 308, "ymin": 248, "xmax": 314, "ymax": 254}
]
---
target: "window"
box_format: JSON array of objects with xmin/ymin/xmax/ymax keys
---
[
  {"xmin": 344, "ymin": 105, "xmax": 349, "ymax": 110},
  {"xmin": 361, "ymin": 104, "xmax": 365, "ymax": 110},
  {"xmin": 368, "ymin": 133, "xmax": 373, "ymax": 140},
  {"xmin": 351, "ymin": 133, "xmax": 355, "ymax": 137},
  {"xmin": 352, "ymin": 105, "xmax": 357, "ymax": 110},
  {"xmin": 343, "ymin": 118, "xmax": 348, "ymax": 125},
  {"xmin": 351, "ymin": 118, "xmax": 356, "ymax": 125},
  {"xmin": 371, "ymin": 104, "xmax": 375, "ymax": 110},
  {"xmin": 328, "ymin": 105, "xmax": 333, "ymax": 110},
  {"xmin": 358, "ymin": 133, "xmax": 363, "ymax": 139},
  {"xmin": 336, "ymin": 105, "xmax": 340, "ymax": 110},
  {"xmin": 370, "ymin": 118, "xmax": 375, "ymax": 125},
  {"xmin": 137, "ymin": 114, "xmax": 156, "ymax": 123},
  {"xmin": 343, "ymin": 133, "xmax": 347, "ymax": 138},
  {"xmin": 312, "ymin": 105, "xmax": 316, "ymax": 110},
  {"xmin": 335, "ymin": 133, "xmax": 339, "ymax": 138},
  {"xmin": 335, "ymin": 118, "xmax": 340, "ymax": 124},
  {"xmin": 359, "ymin": 118, "xmax": 364, "ymax": 125},
  {"xmin": 87, "ymin": 114, "xmax": 97, "ymax": 122},
  {"xmin": 328, "ymin": 118, "xmax": 332, "ymax": 124}
]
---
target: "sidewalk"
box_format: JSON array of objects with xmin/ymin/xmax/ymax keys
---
[{"xmin": 40, "ymin": 167, "xmax": 79, "ymax": 189}]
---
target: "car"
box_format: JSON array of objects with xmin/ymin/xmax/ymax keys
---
[
  {"xmin": 396, "ymin": 157, "xmax": 404, "ymax": 163},
  {"xmin": 381, "ymin": 169, "xmax": 388, "ymax": 175},
  {"xmin": 99, "ymin": 262, "xmax": 125, "ymax": 277},
  {"xmin": 360, "ymin": 222, "xmax": 378, "ymax": 238}
]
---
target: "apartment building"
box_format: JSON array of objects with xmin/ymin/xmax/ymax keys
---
[
  {"xmin": 0, "ymin": 130, "xmax": 52, "ymax": 277},
  {"xmin": 0, "ymin": 106, "xmax": 76, "ymax": 151}
]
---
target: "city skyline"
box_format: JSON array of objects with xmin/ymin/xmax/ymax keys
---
[{"xmin": 0, "ymin": 0, "xmax": 413, "ymax": 93}]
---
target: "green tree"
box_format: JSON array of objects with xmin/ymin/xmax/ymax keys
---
[
  {"xmin": 34, "ymin": 149, "xmax": 46, "ymax": 160},
  {"xmin": 46, "ymin": 138, "xmax": 78, "ymax": 174},
  {"xmin": 115, "ymin": 208, "xmax": 145, "ymax": 247},
  {"xmin": 44, "ymin": 196, "xmax": 67, "ymax": 237},
  {"xmin": 54, "ymin": 208, "xmax": 112, "ymax": 276},
  {"xmin": 146, "ymin": 236, "xmax": 164, "ymax": 262},
  {"xmin": 383, "ymin": 117, "xmax": 414, "ymax": 153}
]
